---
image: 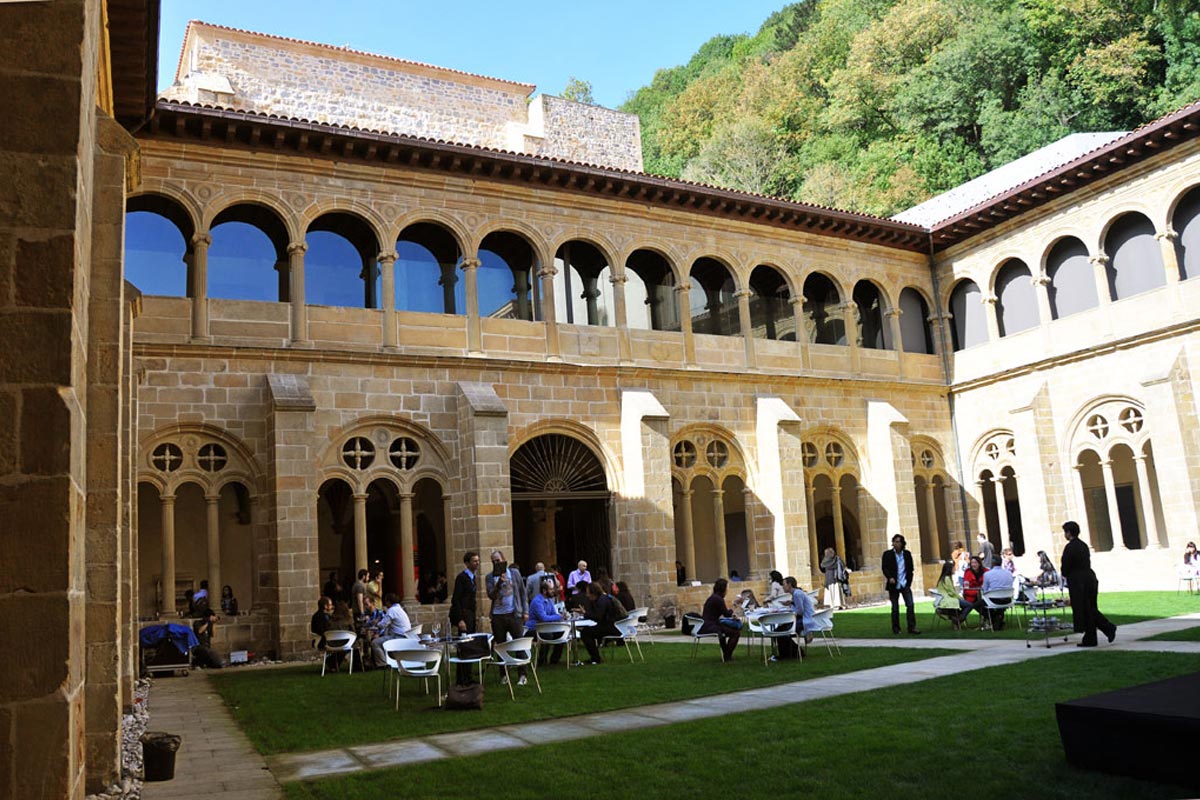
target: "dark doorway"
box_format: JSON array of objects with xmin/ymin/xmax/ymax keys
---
[{"xmin": 1116, "ymin": 484, "xmax": 1142, "ymax": 549}]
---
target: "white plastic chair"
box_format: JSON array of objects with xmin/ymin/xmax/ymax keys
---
[
  {"xmin": 392, "ymin": 640, "xmax": 443, "ymax": 709},
  {"xmin": 533, "ymin": 621, "xmax": 573, "ymax": 668},
  {"xmin": 603, "ymin": 613, "xmax": 645, "ymax": 662},
  {"xmin": 447, "ymin": 632, "xmax": 493, "ymax": 684},
  {"xmin": 1178, "ymin": 566, "xmax": 1198, "ymax": 595},
  {"xmin": 758, "ymin": 611, "xmax": 798, "ymax": 665},
  {"xmin": 319, "ymin": 630, "xmax": 356, "ymax": 676},
  {"xmin": 630, "ymin": 606, "xmax": 654, "ymax": 645},
  {"xmin": 743, "ymin": 612, "xmax": 764, "ymax": 655},
  {"xmin": 981, "ymin": 587, "xmax": 1016, "ymax": 632},
  {"xmin": 808, "ymin": 608, "xmax": 840, "ymax": 656},
  {"xmin": 687, "ymin": 614, "xmax": 719, "ymax": 657},
  {"xmin": 489, "ymin": 636, "xmax": 541, "ymax": 700}
]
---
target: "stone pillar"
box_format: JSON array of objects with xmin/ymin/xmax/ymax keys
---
[
  {"xmin": 379, "ymin": 251, "xmax": 397, "ymax": 349},
  {"xmin": 513, "ymin": 265, "xmax": 532, "ymax": 321},
  {"xmin": 712, "ymin": 488, "xmax": 729, "ymax": 578},
  {"xmin": 353, "ymin": 492, "xmax": 369, "ymax": 573},
  {"xmin": 1100, "ymin": 459, "xmax": 1126, "ymax": 550},
  {"xmin": 1089, "ymin": 254, "xmax": 1112, "ymax": 306},
  {"xmin": 160, "ymin": 494, "xmax": 177, "ymax": 615},
  {"xmin": 538, "ymin": 265, "xmax": 561, "ymax": 358},
  {"xmin": 886, "ymin": 308, "xmax": 904, "ymax": 375},
  {"xmin": 924, "ymin": 482, "xmax": 942, "ymax": 559},
  {"xmin": 806, "ymin": 483, "xmax": 819, "ymax": 573},
  {"xmin": 288, "ymin": 241, "xmax": 308, "ymax": 345},
  {"xmin": 735, "ymin": 288, "xmax": 755, "ymax": 369},
  {"xmin": 617, "ymin": 390, "xmax": 674, "ymax": 622},
  {"xmin": 582, "ymin": 274, "xmax": 602, "ymax": 323},
  {"xmin": 1071, "ymin": 465, "xmax": 1090, "ymax": 533},
  {"xmin": 462, "ymin": 257, "xmax": 482, "ymax": 354},
  {"xmin": 831, "ymin": 486, "xmax": 847, "ymax": 559},
  {"xmin": 190, "ymin": 232, "xmax": 212, "ymax": 341},
  {"xmin": 610, "ymin": 272, "xmax": 633, "ymax": 363},
  {"xmin": 991, "ymin": 476, "xmax": 1011, "ymax": 549},
  {"xmin": 742, "ymin": 486, "xmax": 757, "ymax": 572},
  {"xmin": 792, "ymin": 296, "xmax": 811, "ymax": 370},
  {"xmin": 442, "ymin": 493, "xmax": 454, "ymax": 584},
  {"xmin": 975, "ymin": 480, "xmax": 989, "ymax": 538},
  {"xmin": 206, "ymin": 493, "xmax": 222, "ymax": 600},
  {"xmin": 359, "ymin": 255, "xmax": 376, "ymax": 309},
  {"xmin": 1156, "ymin": 228, "xmax": 1181, "ymax": 284},
  {"xmin": 856, "ymin": 485, "xmax": 871, "ymax": 561},
  {"xmin": 1133, "ymin": 454, "xmax": 1160, "ymax": 548},
  {"xmin": 679, "ymin": 488, "xmax": 697, "ymax": 582},
  {"xmin": 1032, "ymin": 274, "xmax": 1053, "ymax": 325},
  {"xmin": 399, "ymin": 492, "xmax": 416, "ymax": 603},
  {"xmin": 981, "ymin": 294, "xmax": 1000, "ymax": 342},
  {"xmin": 842, "ymin": 303, "xmax": 861, "ymax": 372},
  {"xmin": 676, "ymin": 282, "xmax": 696, "ymax": 365}
]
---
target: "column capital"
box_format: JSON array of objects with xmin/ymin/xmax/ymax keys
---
[
  {"xmin": 1088, "ymin": 253, "xmax": 1110, "ymax": 266},
  {"xmin": 1100, "ymin": 459, "xmax": 1114, "ymax": 469},
  {"xmin": 398, "ymin": 491, "xmax": 415, "ymax": 500},
  {"xmin": 712, "ymin": 487, "xmax": 725, "ymax": 498},
  {"xmin": 981, "ymin": 294, "xmax": 998, "ymax": 306},
  {"xmin": 733, "ymin": 288, "xmax": 753, "ymax": 299},
  {"xmin": 191, "ymin": 232, "xmax": 212, "ymax": 247},
  {"xmin": 160, "ymin": 492, "xmax": 176, "ymax": 503},
  {"xmin": 536, "ymin": 266, "xmax": 558, "ymax": 279},
  {"xmin": 831, "ymin": 485, "xmax": 842, "ymax": 496},
  {"xmin": 1132, "ymin": 453, "xmax": 1148, "ymax": 462},
  {"xmin": 791, "ymin": 295, "xmax": 806, "ymax": 307},
  {"xmin": 674, "ymin": 282, "xmax": 692, "ymax": 294},
  {"xmin": 460, "ymin": 257, "xmax": 481, "ymax": 271},
  {"xmin": 1032, "ymin": 273, "xmax": 1051, "ymax": 286},
  {"xmin": 287, "ymin": 241, "xmax": 308, "ymax": 256},
  {"xmin": 377, "ymin": 250, "xmax": 397, "ymax": 265},
  {"xmin": 608, "ymin": 273, "xmax": 629, "ymax": 285},
  {"xmin": 352, "ymin": 491, "xmax": 370, "ymax": 501},
  {"xmin": 680, "ymin": 488, "xmax": 694, "ymax": 500},
  {"xmin": 1155, "ymin": 227, "xmax": 1179, "ymax": 242},
  {"xmin": 204, "ymin": 493, "xmax": 221, "ymax": 503},
  {"xmin": 884, "ymin": 307, "xmax": 903, "ymax": 319}
]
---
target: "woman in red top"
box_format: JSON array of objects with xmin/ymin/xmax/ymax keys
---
[{"xmin": 962, "ymin": 556, "xmax": 987, "ymax": 623}]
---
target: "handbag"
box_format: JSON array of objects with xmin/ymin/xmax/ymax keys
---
[
  {"xmin": 456, "ymin": 637, "xmax": 490, "ymax": 661},
  {"xmin": 445, "ymin": 682, "xmax": 483, "ymax": 710}
]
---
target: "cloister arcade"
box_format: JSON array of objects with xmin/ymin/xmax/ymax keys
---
[
  {"xmin": 800, "ymin": 430, "xmax": 867, "ymax": 570},
  {"xmin": 946, "ymin": 186, "xmax": 1200, "ymax": 350},
  {"xmin": 972, "ymin": 431, "xmax": 1026, "ymax": 558},
  {"xmin": 671, "ymin": 427, "xmax": 754, "ymax": 583},
  {"xmin": 911, "ymin": 438, "xmax": 954, "ymax": 562}
]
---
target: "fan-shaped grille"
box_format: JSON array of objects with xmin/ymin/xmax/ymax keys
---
[{"xmin": 510, "ymin": 434, "xmax": 607, "ymax": 494}]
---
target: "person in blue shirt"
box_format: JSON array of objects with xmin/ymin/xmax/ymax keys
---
[
  {"xmin": 881, "ymin": 534, "xmax": 921, "ymax": 635},
  {"xmin": 525, "ymin": 576, "xmax": 566, "ymax": 666}
]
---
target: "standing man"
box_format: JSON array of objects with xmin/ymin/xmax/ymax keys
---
[
  {"xmin": 350, "ymin": 569, "xmax": 369, "ymax": 617},
  {"xmin": 449, "ymin": 551, "xmax": 480, "ymax": 684},
  {"xmin": 977, "ymin": 532, "xmax": 995, "ymax": 568},
  {"xmin": 881, "ymin": 534, "xmax": 921, "ymax": 635},
  {"xmin": 1060, "ymin": 521, "xmax": 1117, "ymax": 647},
  {"xmin": 486, "ymin": 550, "xmax": 529, "ymax": 685},
  {"xmin": 525, "ymin": 561, "xmax": 548, "ymax": 601},
  {"xmin": 567, "ymin": 560, "xmax": 591, "ymax": 593}
]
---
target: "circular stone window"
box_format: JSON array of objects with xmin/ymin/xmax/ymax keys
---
[
  {"xmin": 341, "ymin": 437, "xmax": 376, "ymax": 470},
  {"xmin": 197, "ymin": 443, "xmax": 228, "ymax": 472},
  {"xmin": 151, "ymin": 443, "xmax": 183, "ymax": 472},
  {"xmin": 824, "ymin": 442, "xmax": 844, "ymax": 467},
  {"xmin": 673, "ymin": 440, "xmax": 697, "ymax": 469},
  {"xmin": 388, "ymin": 437, "xmax": 421, "ymax": 470},
  {"xmin": 705, "ymin": 440, "xmax": 729, "ymax": 469}
]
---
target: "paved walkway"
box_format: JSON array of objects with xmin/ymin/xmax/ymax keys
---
[{"xmin": 142, "ymin": 612, "xmax": 1200, "ymax": 795}]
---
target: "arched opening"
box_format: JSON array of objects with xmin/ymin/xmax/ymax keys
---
[
  {"xmin": 1140, "ymin": 441, "xmax": 1168, "ymax": 548},
  {"xmin": 949, "ymin": 279, "xmax": 986, "ymax": 351},
  {"xmin": 838, "ymin": 473, "xmax": 863, "ymax": 568},
  {"xmin": 125, "ymin": 195, "xmax": 193, "ymax": 296},
  {"xmin": 209, "ymin": 203, "xmax": 290, "ymax": 302},
  {"xmin": 995, "ymin": 259, "xmax": 1039, "ymax": 337},
  {"xmin": 316, "ymin": 478, "xmax": 357, "ymax": 602},
  {"xmin": 999, "ymin": 466, "xmax": 1025, "ymax": 556},
  {"xmin": 510, "ymin": 434, "xmax": 610, "ymax": 579},
  {"xmin": 1046, "ymin": 237, "xmax": 1096, "ymax": 319},
  {"xmin": 554, "ymin": 241, "xmax": 613, "ymax": 326},
  {"xmin": 1107, "ymin": 443, "xmax": 1145, "ymax": 550},
  {"xmin": 1105, "ymin": 212, "xmax": 1164, "ymax": 301},
  {"xmin": 412, "ymin": 476, "xmax": 449, "ymax": 604},
  {"xmin": 931, "ymin": 475, "xmax": 952, "ymax": 558},
  {"xmin": 395, "ymin": 222, "xmax": 464, "ymax": 314},
  {"xmin": 305, "ymin": 212, "xmax": 381, "ymax": 308},
  {"xmin": 688, "ymin": 257, "xmax": 739, "ymax": 337},
  {"xmin": 478, "ymin": 230, "xmax": 540, "ymax": 321},
  {"xmin": 978, "ymin": 469, "xmax": 1002, "ymax": 557},
  {"xmin": 898, "ymin": 287, "xmax": 934, "ymax": 354},
  {"xmin": 1173, "ymin": 185, "xmax": 1200, "ymax": 281},
  {"xmin": 802, "ymin": 273, "xmax": 844, "ymax": 345},
  {"xmin": 1075, "ymin": 450, "xmax": 1114, "ymax": 552},
  {"xmin": 721, "ymin": 474, "xmax": 751, "ymax": 579},
  {"xmin": 914, "ymin": 474, "xmax": 934, "ymax": 561},
  {"xmin": 748, "ymin": 264, "xmax": 794, "ymax": 340},
  {"xmin": 624, "ymin": 249, "xmax": 679, "ymax": 332},
  {"xmin": 853, "ymin": 280, "xmax": 891, "ymax": 349}
]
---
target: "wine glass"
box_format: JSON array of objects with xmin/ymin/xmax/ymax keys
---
[{"xmin": 431, "ymin": 621, "xmax": 442, "ymax": 641}]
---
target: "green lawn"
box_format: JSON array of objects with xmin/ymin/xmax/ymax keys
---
[
  {"xmin": 284, "ymin": 650, "xmax": 1200, "ymax": 800},
  {"xmin": 1145, "ymin": 625, "xmax": 1200, "ymax": 642},
  {"xmin": 810, "ymin": 591, "xmax": 1199, "ymax": 640},
  {"xmin": 210, "ymin": 642, "xmax": 952, "ymax": 755}
]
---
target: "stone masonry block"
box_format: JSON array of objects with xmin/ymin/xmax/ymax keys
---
[
  {"xmin": 0, "ymin": 592, "xmax": 71, "ymax": 701},
  {"xmin": 0, "ymin": 477, "xmax": 73, "ymax": 593}
]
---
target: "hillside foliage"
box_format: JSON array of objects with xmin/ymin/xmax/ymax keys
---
[{"xmin": 620, "ymin": 0, "xmax": 1200, "ymax": 217}]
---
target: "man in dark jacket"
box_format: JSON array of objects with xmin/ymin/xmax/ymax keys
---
[
  {"xmin": 881, "ymin": 534, "xmax": 921, "ymax": 635},
  {"xmin": 1060, "ymin": 520, "xmax": 1116, "ymax": 647},
  {"xmin": 449, "ymin": 551, "xmax": 480, "ymax": 683}
]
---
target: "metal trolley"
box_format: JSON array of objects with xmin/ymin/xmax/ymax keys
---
[{"xmin": 1019, "ymin": 582, "xmax": 1074, "ymax": 648}]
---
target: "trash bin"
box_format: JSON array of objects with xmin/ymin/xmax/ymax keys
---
[
  {"xmin": 141, "ymin": 732, "xmax": 181, "ymax": 781},
  {"xmin": 664, "ymin": 613, "xmax": 676, "ymax": 629}
]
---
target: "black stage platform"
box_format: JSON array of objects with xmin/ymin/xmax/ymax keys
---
[{"xmin": 1056, "ymin": 670, "xmax": 1200, "ymax": 791}]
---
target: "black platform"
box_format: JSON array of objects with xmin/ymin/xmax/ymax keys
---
[{"xmin": 1056, "ymin": 671, "xmax": 1200, "ymax": 790}]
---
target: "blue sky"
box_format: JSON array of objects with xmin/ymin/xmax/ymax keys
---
[{"xmin": 158, "ymin": 0, "xmax": 790, "ymax": 108}]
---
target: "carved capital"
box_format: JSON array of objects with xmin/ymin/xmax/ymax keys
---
[
  {"xmin": 191, "ymin": 232, "xmax": 212, "ymax": 247},
  {"xmin": 733, "ymin": 289, "xmax": 753, "ymax": 299},
  {"xmin": 884, "ymin": 307, "xmax": 903, "ymax": 319},
  {"xmin": 981, "ymin": 294, "xmax": 998, "ymax": 306},
  {"xmin": 460, "ymin": 257, "xmax": 481, "ymax": 271},
  {"xmin": 537, "ymin": 266, "xmax": 558, "ymax": 279},
  {"xmin": 608, "ymin": 273, "xmax": 629, "ymax": 285},
  {"xmin": 377, "ymin": 250, "xmax": 397, "ymax": 265},
  {"xmin": 674, "ymin": 282, "xmax": 692, "ymax": 294},
  {"xmin": 1032, "ymin": 274, "xmax": 1051, "ymax": 286},
  {"xmin": 1088, "ymin": 254, "xmax": 1110, "ymax": 266},
  {"xmin": 287, "ymin": 241, "xmax": 308, "ymax": 256},
  {"xmin": 1155, "ymin": 227, "xmax": 1179, "ymax": 242}
]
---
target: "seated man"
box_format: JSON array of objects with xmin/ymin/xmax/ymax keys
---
[
  {"xmin": 699, "ymin": 578, "xmax": 741, "ymax": 662},
  {"xmin": 192, "ymin": 609, "xmax": 224, "ymax": 669},
  {"xmin": 980, "ymin": 562, "xmax": 1016, "ymax": 630},
  {"xmin": 525, "ymin": 576, "xmax": 566, "ymax": 666},
  {"xmin": 370, "ymin": 593, "xmax": 412, "ymax": 667},
  {"xmin": 775, "ymin": 576, "xmax": 816, "ymax": 660},
  {"xmin": 580, "ymin": 582, "xmax": 620, "ymax": 665}
]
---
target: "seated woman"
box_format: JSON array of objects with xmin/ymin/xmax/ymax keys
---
[
  {"xmin": 699, "ymin": 578, "xmax": 741, "ymax": 662},
  {"xmin": 615, "ymin": 581, "xmax": 637, "ymax": 614},
  {"xmin": 1183, "ymin": 541, "xmax": 1199, "ymax": 578},
  {"xmin": 525, "ymin": 576, "xmax": 566, "ymax": 666},
  {"xmin": 934, "ymin": 560, "xmax": 972, "ymax": 629},
  {"xmin": 763, "ymin": 570, "xmax": 787, "ymax": 606},
  {"xmin": 220, "ymin": 584, "xmax": 238, "ymax": 616},
  {"xmin": 1035, "ymin": 551, "xmax": 1059, "ymax": 588},
  {"xmin": 961, "ymin": 556, "xmax": 988, "ymax": 622}
]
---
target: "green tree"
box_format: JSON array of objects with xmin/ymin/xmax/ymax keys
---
[{"xmin": 562, "ymin": 77, "xmax": 594, "ymax": 104}]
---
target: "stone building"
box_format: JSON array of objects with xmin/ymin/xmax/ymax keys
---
[{"xmin": 6, "ymin": 3, "xmax": 1200, "ymax": 796}]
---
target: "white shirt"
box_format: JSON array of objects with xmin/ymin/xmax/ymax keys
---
[{"xmin": 376, "ymin": 603, "xmax": 411, "ymax": 638}]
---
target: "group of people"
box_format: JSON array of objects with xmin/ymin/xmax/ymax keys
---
[{"xmin": 697, "ymin": 575, "xmax": 821, "ymax": 662}]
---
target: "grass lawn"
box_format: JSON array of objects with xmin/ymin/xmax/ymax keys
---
[
  {"xmin": 1145, "ymin": 625, "xmax": 1200, "ymax": 642},
  {"xmin": 210, "ymin": 642, "xmax": 953, "ymax": 755},
  {"xmin": 284, "ymin": 650, "xmax": 1200, "ymax": 800},
  {"xmin": 805, "ymin": 591, "xmax": 1199, "ymax": 640}
]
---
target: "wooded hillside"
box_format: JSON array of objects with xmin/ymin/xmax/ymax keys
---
[{"xmin": 620, "ymin": 0, "xmax": 1200, "ymax": 218}]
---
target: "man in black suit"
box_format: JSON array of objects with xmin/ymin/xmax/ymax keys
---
[
  {"xmin": 881, "ymin": 534, "xmax": 921, "ymax": 635},
  {"xmin": 1060, "ymin": 520, "xmax": 1116, "ymax": 647},
  {"xmin": 449, "ymin": 551, "xmax": 481, "ymax": 683}
]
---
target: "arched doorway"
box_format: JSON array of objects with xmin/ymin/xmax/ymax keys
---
[{"xmin": 510, "ymin": 433, "xmax": 611, "ymax": 578}]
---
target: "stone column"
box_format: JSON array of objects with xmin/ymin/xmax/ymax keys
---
[
  {"xmin": 792, "ymin": 296, "xmax": 811, "ymax": 370},
  {"xmin": 991, "ymin": 476, "xmax": 1011, "ymax": 548},
  {"xmin": 805, "ymin": 483, "xmax": 819, "ymax": 574},
  {"xmin": 442, "ymin": 493, "xmax": 455, "ymax": 582},
  {"xmin": 206, "ymin": 493, "xmax": 222, "ymax": 601},
  {"xmin": 160, "ymin": 493, "xmax": 176, "ymax": 615},
  {"xmin": 353, "ymin": 492, "xmax": 369, "ymax": 573},
  {"xmin": 287, "ymin": 241, "xmax": 308, "ymax": 345},
  {"xmin": 1100, "ymin": 459, "xmax": 1126, "ymax": 550},
  {"xmin": 462, "ymin": 257, "xmax": 482, "ymax": 354},
  {"xmin": 856, "ymin": 485, "xmax": 870, "ymax": 561},
  {"xmin": 981, "ymin": 294, "xmax": 1000, "ymax": 342},
  {"xmin": 676, "ymin": 282, "xmax": 696, "ymax": 365},
  {"xmin": 513, "ymin": 266, "xmax": 532, "ymax": 321},
  {"xmin": 379, "ymin": 251, "xmax": 397, "ymax": 349},
  {"xmin": 399, "ymin": 492, "xmax": 416, "ymax": 603},
  {"xmin": 842, "ymin": 303, "xmax": 861, "ymax": 373},
  {"xmin": 712, "ymin": 487, "xmax": 729, "ymax": 579},
  {"xmin": 831, "ymin": 485, "xmax": 846, "ymax": 559},
  {"xmin": 1156, "ymin": 228, "xmax": 1181, "ymax": 284},
  {"xmin": 742, "ymin": 486, "xmax": 757, "ymax": 572},
  {"xmin": 610, "ymin": 272, "xmax": 632, "ymax": 363},
  {"xmin": 582, "ymin": 275, "xmax": 602, "ymax": 323},
  {"xmin": 1032, "ymin": 273, "xmax": 1053, "ymax": 325},
  {"xmin": 1072, "ymin": 465, "xmax": 1090, "ymax": 532},
  {"xmin": 679, "ymin": 488, "xmax": 697, "ymax": 582},
  {"xmin": 924, "ymin": 482, "xmax": 942, "ymax": 560},
  {"xmin": 1133, "ymin": 454, "xmax": 1160, "ymax": 548},
  {"xmin": 190, "ymin": 232, "xmax": 212, "ymax": 341},
  {"xmin": 538, "ymin": 266, "xmax": 561, "ymax": 358},
  {"xmin": 735, "ymin": 288, "xmax": 755, "ymax": 369},
  {"xmin": 886, "ymin": 307, "xmax": 904, "ymax": 375},
  {"xmin": 975, "ymin": 480, "xmax": 989, "ymax": 538},
  {"xmin": 1089, "ymin": 254, "xmax": 1112, "ymax": 306},
  {"xmin": 930, "ymin": 312, "xmax": 950, "ymax": 357}
]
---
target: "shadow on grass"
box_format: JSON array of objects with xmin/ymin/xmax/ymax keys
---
[
  {"xmin": 209, "ymin": 642, "xmax": 954, "ymax": 755},
  {"xmin": 284, "ymin": 650, "xmax": 1200, "ymax": 800}
]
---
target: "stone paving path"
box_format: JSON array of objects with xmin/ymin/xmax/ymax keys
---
[{"xmin": 142, "ymin": 612, "xmax": 1200, "ymax": 794}]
